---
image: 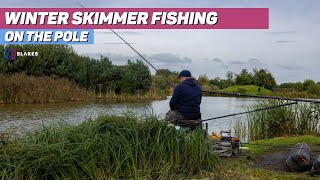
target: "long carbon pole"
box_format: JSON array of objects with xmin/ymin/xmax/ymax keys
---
[
  {"xmin": 76, "ymin": 2, "xmax": 320, "ymax": 104},
  {"xmin": 108, "ymin": 29, "xmax": 320, "ymax": 103},
  {"xmin": 202, "ymin": 90, "xmax": 320, "ymax": 103},
  {"xmin": 109, "ymin": 29, "xmax": 175, "ymax": 87},
  {"xmin": 76, "ymin": 2, "xmax": 175, "ymax": 88},
  {"xmin": 201, "ymin": 101, "xmax": 298, "ymax": 122}
]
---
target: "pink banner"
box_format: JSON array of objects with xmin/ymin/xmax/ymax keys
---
[{"xmin": 0, "ymin": 8, "xmax": 269, "ymax": 29}]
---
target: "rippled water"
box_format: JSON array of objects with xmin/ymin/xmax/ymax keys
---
[{"xmin": 0, "ymin": 97, "xmax": 259, "ymax": 135}]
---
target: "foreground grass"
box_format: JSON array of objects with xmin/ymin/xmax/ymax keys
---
[
  {"xmin": 0, "ymin": 115, "xmax": 219, "ymax": 179},
  {"xmin": 222, "ymin": 85, "xmax": 273, "ymax": 95}
]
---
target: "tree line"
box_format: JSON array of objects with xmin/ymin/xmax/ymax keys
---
[
  {"xmin": 277, "ymin": 79, "xmax": 320, "ymax": 96},
  {"xmin": 208, "ymin": 68, "xmax": 277, "ymax": 90},
  {"xmin": 154, "ymin": 68, "xmax": 320, "ymax": 97},
  {"xmin": 0, "ymin": 45, "xmax": 152, "ymax": 95},
  {"xmin": 154, "ymin": 68, "xmax": 277, "ymax": 90},
  {"xmin": 1, "ymin": 44, "xmax": 319, "ymax": 97}
]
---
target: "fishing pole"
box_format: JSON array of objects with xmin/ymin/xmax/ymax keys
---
[
  {"xmin": 76, "ymin": 2, "xmax": 320, "ymax": 110},
  {"xmin": 110, "ymin": 26, "xmax": 320, "ymax": 104},
  {"xmin": 201, "ymin": 101, "xmax": 298, "ymax": 122},
  {"xmin": 76, "ymin": 1, "xmax": 175, "ymax": 88},
  {"xmin": 202, "ymin": 90, "xmax": 320, "ymax": 103},
  {"xmin": 77, "ymin": 2, "xmax": 320, "ymax": 124},
  {"xmin": 109, "ymin": 29, "xmax": 175, "ymax": 88}
]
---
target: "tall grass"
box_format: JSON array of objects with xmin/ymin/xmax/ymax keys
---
[
  {"xmin": 101, "ymin": 88, "xmax": 167, "ymax": 100},
  {"xmin": 0, "ymin": 73, "xmax": 90, "ymax": 104},
  {"xmin": 0, "ymin": 73, "xmax": 166, "ymax": 104},
  {"xmin": 275, "ymin": 90, "xmax": 319, "ymax": 99},
  {"xmin": 235, "ymin": 100, "xmax": 320, "ymax": 142},
  {"xmin": 0, "ymin": 115, "xmax": 220, "ymax": 179}
]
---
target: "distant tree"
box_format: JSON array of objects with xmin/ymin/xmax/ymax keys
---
[
  {"xmin": 252, "ymin": 68, "xmax": 277, "ymax": 89},
  {"xmin": 278, "ymin": 82, "xmax": 304, "ymax": 91},
  {"xmin": 209, "ymin": 77, "xmax": 223, "ymax": 89},
  {"xmin": 303, "ymin": 79, "xmax": 315, "ymax": 91},
  {"xmin": 235, "ymin": 69, "xmax": 253, "ymax": 85},
  {"xmin": 307, "ymin": 84, "xmax": 320, "ymax": 95},
  {"xmin": 110, "ymin": 65, "xmax": 125, "ymax": 94},
  {"xmin": 65, "ymin": 53, "xmax": 87, "ymax": 86},
  {"xmin": 96, "ymin": 56, "xmax": 113, "ymax": 91},
  {"xmin": 226, "ymin": 71, "xmax": 235, "ymax": 87},
  {"xmin": 197, "ymin": 74, "xmax": 209, "ymax": 86},
  {"xmin": 152, "ymin": 74, "xmax": 166, "ymax": 90},
  {"xmin": 121, "ymin": 60, "xmax": 152, "ymax": 94},
  {"xmin": 155, "ymin": 69, "xmax": 180, "ymax": 86},
  {"xmin": 155, "ymin": 69, "xmax": 178, "ymax": 77}
]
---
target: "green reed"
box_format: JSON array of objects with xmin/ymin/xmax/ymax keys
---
[{"xmin": 235, "ymin": 100, "xmax": 320, "ymax": 142}]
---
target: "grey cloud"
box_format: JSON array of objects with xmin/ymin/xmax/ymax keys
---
[
  {"xmin": 212, "ymin": 58, "xmax": 223, "ymax": 64},
  {"xmin": 220, "ymin": 65, "xmax": 229, "ymax": 69},
  {"xmin": 182, "ymin": 57, "xmax": 192, "ymax": 63},
  {"xmin": 82, "ymin": 52, "xmax": 192, "ymax": 66},
  {"xmin": 275, "ymin": 40, "xmax": 297, "ymax": 43},
  {"xmin": 268, "ymin": 31, "xmax": 297, "ymax": 35},
  {"xmin": 210, "ymin": 58, "xmax": 229, "ymax": 69},
  {"xmin": 223, "ymin": 58, "xmax": 266, "ymax": 70},
  {"xmin": 83, "ymin": 53, "xmax": 137, "ymax": 64},
  {"xmin": 148, "ymin": 53, "xmax": 193, "ymax": 64},
  {"xmin": 230, "ymin": 61, "xmax": 246, "ymax": 65},
  {"xmin": 277, "ymin": 64, "xmax": 303, "ymax": 71},
  {"xmin": 248, "ymin": 58, "xmax": 265, "ymax": 67}
]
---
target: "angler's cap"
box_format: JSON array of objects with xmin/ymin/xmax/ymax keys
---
[{"xmin": 177, "ymin": 70, "xmax": 192, "ymax": 78}]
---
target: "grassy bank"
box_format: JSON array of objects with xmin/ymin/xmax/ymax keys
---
[
  {"xmin": 200, "ymin": 85, "xmax": 273, "ymax": 97},
  {"xmin": 245, "ymin": 135, "xmax": 320, "ymax": 155},
  {"xmin": 209, "ymin": 85, "xmax": 320, "ymax": 99},
  {"xmin": 0, "ymin": 115, "xmax": 219, "ymax": 179},
  {"xmin": 221, "ymin": 85, "xmax": 273, "ymax": 95}
]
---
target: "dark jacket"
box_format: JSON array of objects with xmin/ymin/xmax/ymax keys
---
[{"xmin": 170, "ymin": 78, "xmax": 202, "ymax": 119}]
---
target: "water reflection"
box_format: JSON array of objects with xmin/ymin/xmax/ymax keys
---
[{"xmin": 0, "ymin": 97, "xmax": 259, "ymax": 135}]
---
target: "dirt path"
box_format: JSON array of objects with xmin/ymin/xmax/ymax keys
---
[{"xmin": 252, "ymin": 144, "xmax": 320, "ymax": 172}]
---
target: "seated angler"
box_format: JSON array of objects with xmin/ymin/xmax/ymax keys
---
[{"xmin": 165, "ymin": 70, "xmax": 202, "ymax": 130}]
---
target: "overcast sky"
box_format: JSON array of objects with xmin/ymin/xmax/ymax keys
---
[{"xmin": 1, "ymin": 0, "xmax": 320, "ymax": 83}]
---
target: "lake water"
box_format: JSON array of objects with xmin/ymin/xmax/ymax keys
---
[{"xmin": 0, "ymin": 97, "xmax": 260, "ymax": 135}]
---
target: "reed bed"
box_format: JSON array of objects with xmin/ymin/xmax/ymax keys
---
[
  {"xmin": 235, "ymin": 100, "xmax": 320, "ymax": 142},
  {"xmin": 0, "ymin": 73, "xmax": 90, "ymax": 104},
  {"xmin": 102, "ymin": 88, "xmax": 167, "ymax": 100},
  {"xmin": 0, "ymin": 115, "xmax": 220, "ymax": 179}
]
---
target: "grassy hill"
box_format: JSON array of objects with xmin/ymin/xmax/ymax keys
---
[{"xmin": 221, "ymin": 85, "xmax": 273, "ymax": 95}]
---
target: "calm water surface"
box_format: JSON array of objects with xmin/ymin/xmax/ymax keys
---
[{"xmin": 0, "ymin": 97, "xmax": 260, "ymax": 135}]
